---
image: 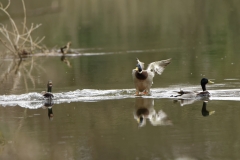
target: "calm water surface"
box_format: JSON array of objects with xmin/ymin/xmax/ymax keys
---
[{"xmin": 1, "ymin": 96, "xmax": 240, "ymax": 159}]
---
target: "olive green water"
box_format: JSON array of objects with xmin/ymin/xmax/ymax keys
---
[{"xmin": 1, "ymin": 0, "xmax": 240, "ymax": 159}]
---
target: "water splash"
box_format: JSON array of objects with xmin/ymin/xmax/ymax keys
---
[
  {"xmin": 0, "ymin": 87, "xmax": 240, "ymax": 109},
  {"xmin": 0, "ymin": 89, "xmax": 136, "ymax": 109}
]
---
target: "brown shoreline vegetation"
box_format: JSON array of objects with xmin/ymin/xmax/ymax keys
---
[{"xmin": 0, "ymin": 0, "xmax": 63, "ymax": 60}]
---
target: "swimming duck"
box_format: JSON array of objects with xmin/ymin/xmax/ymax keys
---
[
  {"xmin": 42, "ymin": 81, "xmax": 54, "ymax": 99},
  {"xmin": 174, "ymin": 78, "xmax": 214, "ymax": 99},
  {"xmin": 132, "ymin": 58, "xmax": 171, "ymax": 95}
]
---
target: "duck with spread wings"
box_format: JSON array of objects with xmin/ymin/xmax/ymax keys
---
[{"xmin": 132, "ymin": 58, "xmax": 171, "ymax": 95}]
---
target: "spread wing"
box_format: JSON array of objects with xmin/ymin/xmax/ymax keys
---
[{"xmin": 147, "ymin": 58, "xmax": 171, "ymax": 75}]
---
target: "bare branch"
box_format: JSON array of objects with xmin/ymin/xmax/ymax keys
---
[
  {"xmin": 5, "ymin": 29, "xmax": 43, "ymax": 49},
  {"xmin": 0, "ymin": 8, "xmax": 19, "ymax": 43},
  {"xmin": 0, "ymin": 0, "xmax": 45, "ymax": 56},
  {"xmin": 35, "ymin": 36, "xmax": 45, "ymax": 45},
  {"xmin": 0, "ymin": 38, "xmax": 15, "ymax": 53},
  {"xmin": 21, "ymin": 0, "xmax": 27, "ymax": 34},
  {"xmin": 4, "ymin": 0, "xmax": 11, "ymax": 10}
]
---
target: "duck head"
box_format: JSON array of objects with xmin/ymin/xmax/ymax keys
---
[
  {"xmin": 201, "ymin": 78, "xmax": 214, "ymax": 91},
  {"xmin": 47, "ymin": 81, "xmax": 53, "ymax": 92},
  {"xmin": 135, "ymin": 64, "xmax": 143, "ymax": 73},
  {"xmin": 134, "ymin": 58, "xmax": 144, "ymax": 74}
]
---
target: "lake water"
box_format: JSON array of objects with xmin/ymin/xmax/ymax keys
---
[
  {"xmin": 1, "ymin": 52, "xmax": 240, "ymax": 160},
  {"xmin": 1, "ymin": 0, "xmax": 240, "ymax": 160}
]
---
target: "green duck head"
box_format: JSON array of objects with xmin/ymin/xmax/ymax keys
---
[{"xmin": 201, "ymin": 78, "xmax": 214, "ymax": 91}]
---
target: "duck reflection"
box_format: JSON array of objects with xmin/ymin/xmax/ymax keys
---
[
  {"xmin": 173, "ymin": 96, "xmax": 209, "ymax": 107},
  {"xmin": 42, "ymin": 99, "xmax": 54, "ymax": 120},
  {"xmin": 173, "ymin": 98, "xmax": 197, "ymax": 106},
  {"xmin": 133, "ymin": 98, "xmax": 172, "ymax": 127},
  {"xmin": 201, "ymin": 101, "xmax": 215, "ymax": 117},
  {"xmin": 174, "ymin": 99, "xmax": 215, "ymax": 117},
  {"xmin": 60, "ymin": 42, "xmax": 72, "ymax": 68}
]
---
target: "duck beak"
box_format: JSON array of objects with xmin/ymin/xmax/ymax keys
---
[
  {"xmin": 135, "ymin": 67, "xmax": 138, "ymax": 71},
  {"xmin": 208, "ymin": 80, "xmax": 214, "ymax": 84},
  {"xmin": 137, "ymin": 117, "xmax": 140, "ymax": 123},
  {"xmin": 48, "ymin": 81, "xmax": 53, "ymax": 87}
]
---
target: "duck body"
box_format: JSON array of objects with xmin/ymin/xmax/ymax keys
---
[
  {"xmin": 196, "ymin": 90, "xmax": 212, "ymax": 98},
  {"xmin": 174, "ymin": 78, "xmax": 214, "ymax": 99},
  {"xmin": 132, "ymin": 58, "xmax": 171, "ymax": 95},
  {"xmin": 43, "ymin": 92, "xmax": 54, "ymax": 99},
  {"xmin": 176, "ymin": 91, "xmax": 210, "ymax": 99},
  {"xmin": 133, "ymin": 70, "xmax": 154, "ymax": 93}
]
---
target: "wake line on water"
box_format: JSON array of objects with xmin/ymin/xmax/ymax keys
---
[
  {"xmin": 25, "ymin": 47, "xmax": 181, "ymax": 57},
  {"xmin": 0, "ymin": 88, "xmax": 240, "ymax": 109},
  {"xmin": 0, "ymin": 89, "xmax": 136, "ymax": 109}
]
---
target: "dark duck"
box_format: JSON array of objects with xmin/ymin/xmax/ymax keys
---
[
  {"xmin": 174, "ymin": 78, "xmax": 214, "ymax": 99},
  {"xmin": 42, "ymin": 81, "xmax": 54, "ymax": 99}
]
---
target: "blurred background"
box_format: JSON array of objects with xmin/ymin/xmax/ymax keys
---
[
  {"xmin": 0, "ymin": 0, "xmax": 240, "ymax": 94},
  {"xmin": 1, "ymin": 0, "xmax": 240, "ymax": 50}
]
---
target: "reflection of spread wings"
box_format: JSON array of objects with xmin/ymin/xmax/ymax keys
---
[
  {"xmin": 134, "ymin": 98, "xmax": 172, "ymax": 127},
  {"xmin": 149, "ymin": 110, "xmax": 172, "ymax": 126}
]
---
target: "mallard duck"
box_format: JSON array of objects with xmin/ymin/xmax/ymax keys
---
[
  {"xmin": 174, "ymin": 78, "xmax": 214, "ymax": 99},
  {"xmin": 42, "ymin": 81, "xmax": 54, "ymax": 99},
  {"xmin": 132, "ymin": 58, "xmax": 171, "ymax": 95},
  {"xmin": 201, "ymin": 101, "xmax": 215, "ymax": 116}
]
